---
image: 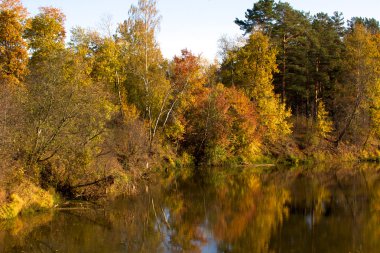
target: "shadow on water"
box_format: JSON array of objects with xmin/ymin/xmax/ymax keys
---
[{"xmin": 0, "ymin": 163, "xmax": 379, "ymax": 253}]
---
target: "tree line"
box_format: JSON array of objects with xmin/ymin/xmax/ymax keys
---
[
  {"xmin": 232, "ymin": 0, "xmax": 380, "ymax": 155},
  {"xmin": 1, "ymin": 0, "xmax": 380, "ymax": 200}
]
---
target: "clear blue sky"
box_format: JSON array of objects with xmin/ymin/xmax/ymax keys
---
[{"xmin": 21, "ymin": 0, "xmax": 380, "ymax": 60}]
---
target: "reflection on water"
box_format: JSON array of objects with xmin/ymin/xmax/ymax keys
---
[{"xmin": 1, "ymin": 164, "xmax": 379, "ymax": 253}]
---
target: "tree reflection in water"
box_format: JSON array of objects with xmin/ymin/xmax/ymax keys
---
[
  {"xmin": 0, "ymin": 164, "xmax": 379, "ymax": 253},
  {"xmin": 163, "ymin": 169, "xmax": 290, "ymax": 253}
]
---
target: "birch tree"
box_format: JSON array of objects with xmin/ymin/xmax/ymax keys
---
[{"xmin": 118, "ymin": 0, "xmax": 171, "ymax": 150}]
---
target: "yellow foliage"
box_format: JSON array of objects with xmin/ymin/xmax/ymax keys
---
[
  {"xmin": 221, "ymin": 31, "xmax": 292, "ymax": 144},
  {"xmin": 122, "ymin": 103, "xmax": 140, "ymax": 124},
  {"xmin": 248, "ymin": 175, "xmax": 261, "ymax": 191},
  {"xmin": 0, "ymin": 180, "xmax": 53, "ymax": 220},
  {"xmin": 370, "ymin": 80, "xmax": 380, "ymax": 138},
  {"xmin": 0, "ymin": 194, "xmax": 24, "ymax": 219},
  {"xmin": 108, "ymin": 168, "xmax": 131, "ymax": 197},
  {"xmin": 316, "ymin": 101, "xmax": 334, "ymax": 138}
]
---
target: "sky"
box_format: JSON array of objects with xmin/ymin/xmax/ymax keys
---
[{"xmin": 21, "ymin": 0, "xmax": 380, "ymax": 61}]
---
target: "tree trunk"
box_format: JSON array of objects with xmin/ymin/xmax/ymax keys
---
[
  {"xmin": 281, "ymin": 35, "xmax": 286, "ymax": 104},
  {"xmin": 335, "ymin": 93, "xmax": 362, "ymax": 147}
]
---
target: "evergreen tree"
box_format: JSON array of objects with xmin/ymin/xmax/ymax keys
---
[{"xmin": 309, "ymin": 13, "xmax": 344, "ymax": 120}]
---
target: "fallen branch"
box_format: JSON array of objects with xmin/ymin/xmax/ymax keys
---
[{"xmin": 72, "ymin": 175, "xmax": 115, "ymax": 189}]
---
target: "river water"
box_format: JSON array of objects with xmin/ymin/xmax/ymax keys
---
[{"xmin": 1, "ymin": 164, "xmax": 379, "ymax": 253}]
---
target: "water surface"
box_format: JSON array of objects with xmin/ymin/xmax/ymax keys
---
[{"xmin": 1, "ymin": 164, "xmax": 379, "ymax": 252}]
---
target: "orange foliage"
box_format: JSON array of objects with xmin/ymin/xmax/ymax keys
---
[
  {"xmin": 0, "ymin": 0, "xmax": 27, "ymax": 19},
  {"xmin": 182, "ymin": 84, "xmax": 259, "ymax": 165},
  {"xmin": 0, "ymin": 0, "xmax": 28, "ymax": 85}
]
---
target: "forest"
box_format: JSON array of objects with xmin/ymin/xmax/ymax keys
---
[{"xmin": 1, "ymin": 0, "xmax": 380, "ymax": 219}]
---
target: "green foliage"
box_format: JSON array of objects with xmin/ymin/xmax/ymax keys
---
[
  {"xmin": 235, "ymin": 0, "xmax": 345, "ymax": 122},
  {"xmin": 234, "ymin": 0, "xmax": 380, "ymax": 158}
]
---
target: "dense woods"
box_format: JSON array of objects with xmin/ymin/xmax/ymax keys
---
[{"xmin": 1, "ymin": 0, "xmax": 380, "ymax": 217}]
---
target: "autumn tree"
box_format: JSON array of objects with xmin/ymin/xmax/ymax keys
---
[
  {"xmin": 68, "ymin": 24, "xmax": 154, "ymax": 173},
  {"xmin": 90, "ymin": 35, "xmax": 122, "ymax": 91},
  {"xmin": 163, "ymin": 49, "xmax": 206, "ymax": 147},
  {"xmin": 0, "ymin": 0, "xmax": 29, "ymax": 178},
  {"xmin": 334, "ymin": 24, "xmax": 380, "ymax": 147},
  {"xmin": 117, "ymin": 0, "xmax": 171, "ymax": 150},
  {"xmin": 93, "ymin": 34, "xmax": 131, "ymax": 117},
  {"xmin": 23, "ymin": 50, "xmax": 114, "ymax": 188},
  {"xmin": 182, "ymin": 84, "xmax": 259, "ymax": 165},
  {"xmin": 69, "ymin": 27, "xmax": 99, "ymax": 71},
  {"xmin": 0, "ymin": 0, "xmax": 28, "ymax": 85},
  {"xmin": 24, "ymin": 7, "xmax": 66, "ymax": 63},
  {"xmin": 315, "ymin": 101, "xmax": 334, "ymax": 139},
  {"xmin": 220, "ymin": 32, "xmax": 291, "ymax": 145},
  {"xmin": 91, "ymin": 34, "xmax": 149, "ymax": 173}
]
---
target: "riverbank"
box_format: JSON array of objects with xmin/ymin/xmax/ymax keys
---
[
  {"xmin": 0, "ymin": 178, "xmax": 54, "ymax": 220},
  {"xmin": 0, "ymin": 166, "xmax": 134, "ymax": 220},
  {"xmin": 1, "ymin": 163, "xmax": 379, "ymax": 253},
  {"xmin": 1, "ymin": 144, "xmax": 379, "ymax": 221}
]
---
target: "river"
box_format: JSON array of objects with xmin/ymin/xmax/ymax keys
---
[{"xmin": 1, "ymin": 164, "xmax": 379, "ymax": 252}]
